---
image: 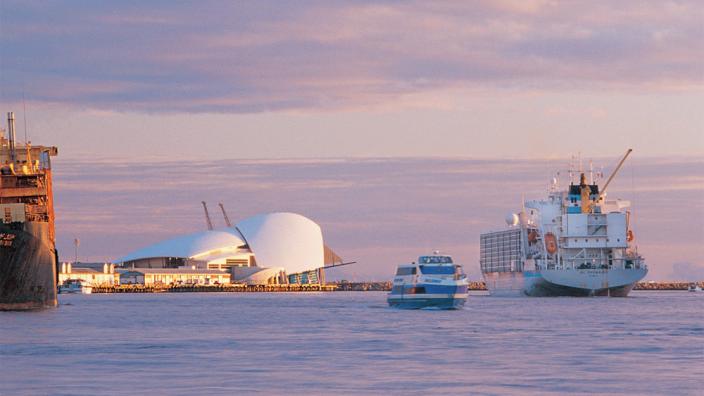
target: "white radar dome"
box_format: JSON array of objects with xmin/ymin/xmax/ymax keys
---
[{"xmin": 505, "ymin": 213, "xmax": 519, "ymax": 226}]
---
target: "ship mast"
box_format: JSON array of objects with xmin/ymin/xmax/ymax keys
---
[{"xmin": 7, "ymin": 112, "xmax": 16, "ymax": 162}]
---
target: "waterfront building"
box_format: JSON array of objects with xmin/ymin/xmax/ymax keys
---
[
  {"xmin": 58, "ymin": 262, "xmax": 117, "ymax": 287},
  {"xmin": 119, "ymin": 268, "xmax": 230, "ymax": 286},
  {"xmin": 117, "ymin": 212, "xmax": 344, "ymax": 285}
]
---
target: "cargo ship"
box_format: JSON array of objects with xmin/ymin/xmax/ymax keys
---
[
  {"xmin": 0, "ymin": 112, "xmax": 59, "ymax": 310},
  {"xmin": 480, "ymin": 150, "xmax": 647, "ymax": 297}
]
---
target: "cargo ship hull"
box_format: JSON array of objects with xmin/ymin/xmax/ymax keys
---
[
  {"xmin": 0, "ymin": 222, "xmax": 58, "ymax": 310},
  {"xmin": 483, "ymin": 268, "xmax": 647, "ymax": 297}
]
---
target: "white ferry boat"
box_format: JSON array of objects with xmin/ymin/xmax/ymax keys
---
[
  {"xmin": 388, "ymin": 252, "xmax": 469, "ymax": 309},
  {"xmin": 58, "ymin": 279, "xmax": 92, "ymax": 294},
  {"xmin": 480, "ymin": 150, "xmax": 647, "ymax": 297}
]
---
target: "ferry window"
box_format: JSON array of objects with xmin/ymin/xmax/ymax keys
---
[
  {"xmin": 419, "ymin": 265, "xmax": 455, "ymax": 275},
  {"xmin": 396, "ymin": 267, "xmax": 416, "ymax": 276},
  {"xmin": 422, "ymin": 256, "xmax": 453, "ymax": 264}
]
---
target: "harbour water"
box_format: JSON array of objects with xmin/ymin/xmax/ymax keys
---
[{"xmin": 1, "ymin": 291, "xmax": 702, "ymax": 395}]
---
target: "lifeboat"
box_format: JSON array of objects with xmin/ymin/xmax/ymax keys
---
[{"xmin": 544, "ymin": 232, "xmax": 558, "ymax": 254}]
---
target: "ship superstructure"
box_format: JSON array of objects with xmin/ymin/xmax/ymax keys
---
[
  {"xmin": 480, "ymin": 150, "xmax": 647, "ymax": 297},
  {"xmin": 0, "ymin": 112, "xmax": 59, "ymax": 310}
]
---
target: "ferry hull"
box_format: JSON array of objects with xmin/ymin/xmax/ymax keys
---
[
  {"xmin": 388, "ymin": 294, "xmax": 468, "ymax": 309},
  {"xmin": 483, "ymin": 268, "xmax": 646, "ymax": 297},
  {"xmin": 388, "ymin": 284, "xmax": 469, "ymax": 309},
  {"xmin": 0, "ymin": 222, "xmax": 58, "ymax": 310}
]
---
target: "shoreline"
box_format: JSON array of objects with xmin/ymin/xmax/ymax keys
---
[
  {"xmin": 77, "ymin": 281, "xmax": 704, "ymax": 294},
  {"xmin": 334, "ymin": 281, "xmax": 703, "ymax": 292}
]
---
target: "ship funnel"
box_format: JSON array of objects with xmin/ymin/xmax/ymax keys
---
[{"xmin": 7, "ymin": 112, "xmax": 16, "ymax": 162}]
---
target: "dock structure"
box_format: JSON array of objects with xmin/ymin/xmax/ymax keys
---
[
  {"xmin": 75, "ymin": 281, "xmax": 704, "ymax": 294},
  {"xmin": 90, "ymin": 283, "xmax": 338, "ymax": 293}
]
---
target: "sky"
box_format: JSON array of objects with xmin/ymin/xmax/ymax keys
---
[
  {"xmin": 0, "ymin": 1, "xmax": 702, "ymax": 279},
  {"xmin": 51, "ymin": 156, "xmax": 703, "ymax": 281}
]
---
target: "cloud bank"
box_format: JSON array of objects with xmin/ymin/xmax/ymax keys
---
[{"xmin": 2, "ymin": 1, "xmax": 702, "ymax": 112}]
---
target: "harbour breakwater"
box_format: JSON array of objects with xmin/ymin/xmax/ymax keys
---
[
  {"xmin": 335, "ymin": 281, "xmax": 702, "ymax": 291},
  {"xmin": 632, "ymin": 281, "xmax": 703, "ymax": 291},
  {"xmin": 83, "ymin": 281, "xmax": 701, "ymax": 294}
]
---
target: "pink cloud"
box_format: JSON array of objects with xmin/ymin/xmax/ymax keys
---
[{"xmin": 2, "ymin": 1, "xmax": 702, "ymax": 113}]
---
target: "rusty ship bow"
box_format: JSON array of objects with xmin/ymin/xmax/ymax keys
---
[{"xmin": 0, "ymin": 112, "xmax": 59, "ymax": 310}]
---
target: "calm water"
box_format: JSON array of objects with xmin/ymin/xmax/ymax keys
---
[{"xmin": 1, "ymin": 291, "xmax": 702, "ymax": 395}]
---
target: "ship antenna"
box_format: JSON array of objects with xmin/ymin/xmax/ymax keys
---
[
  {"xmin": 630, "ymin": 159, "xmax": 636, "ymax": 232},
  {"xmin": 74, "ymin": 238, "xmax": 80, "ymax": 265},
  {"xmin": 589, "ymin": 160, "xmax": 594, "ymax": 185},
  {"xmin": 22, "ymin": 91, "xmax": 28, "ymax": 144},
  {"xmin": 578, "ymin": 151, "xmax": 582, "ymax": 173}
]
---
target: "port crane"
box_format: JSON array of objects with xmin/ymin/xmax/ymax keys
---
[
  {"xmin": 599, "ymin": 148, "xmax": 633, "ymax": 201},
  {"xmin": 201, "ymin": 201, "xmax": 214, "ymax": 231},
  {"xmin": 218, "ymin": 202, "xmax": 233, "ymax": 227}
]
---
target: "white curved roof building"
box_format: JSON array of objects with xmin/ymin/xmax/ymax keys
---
[
  {"xmin": 119, "ymin": 229, "xmax": 247, "ymax": 264},
  {"xmin": 236, "ymin": 212, "xmax": 324, "ymax": 274},
  {"xmin": 118, "ymin": 212, "xmax": 341, "ymax": 285}
]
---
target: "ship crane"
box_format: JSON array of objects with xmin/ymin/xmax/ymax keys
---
[
  {"xmin": 218, "ymin": 202, "xmax": 232, "ymax": 227},
  {"xmin": 201, "ymin": 201, "xmax": 214, "ymax": 231},
  {"xmin": 599, "ymin": 148, "xmax": 633, "ymax": 201}
]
